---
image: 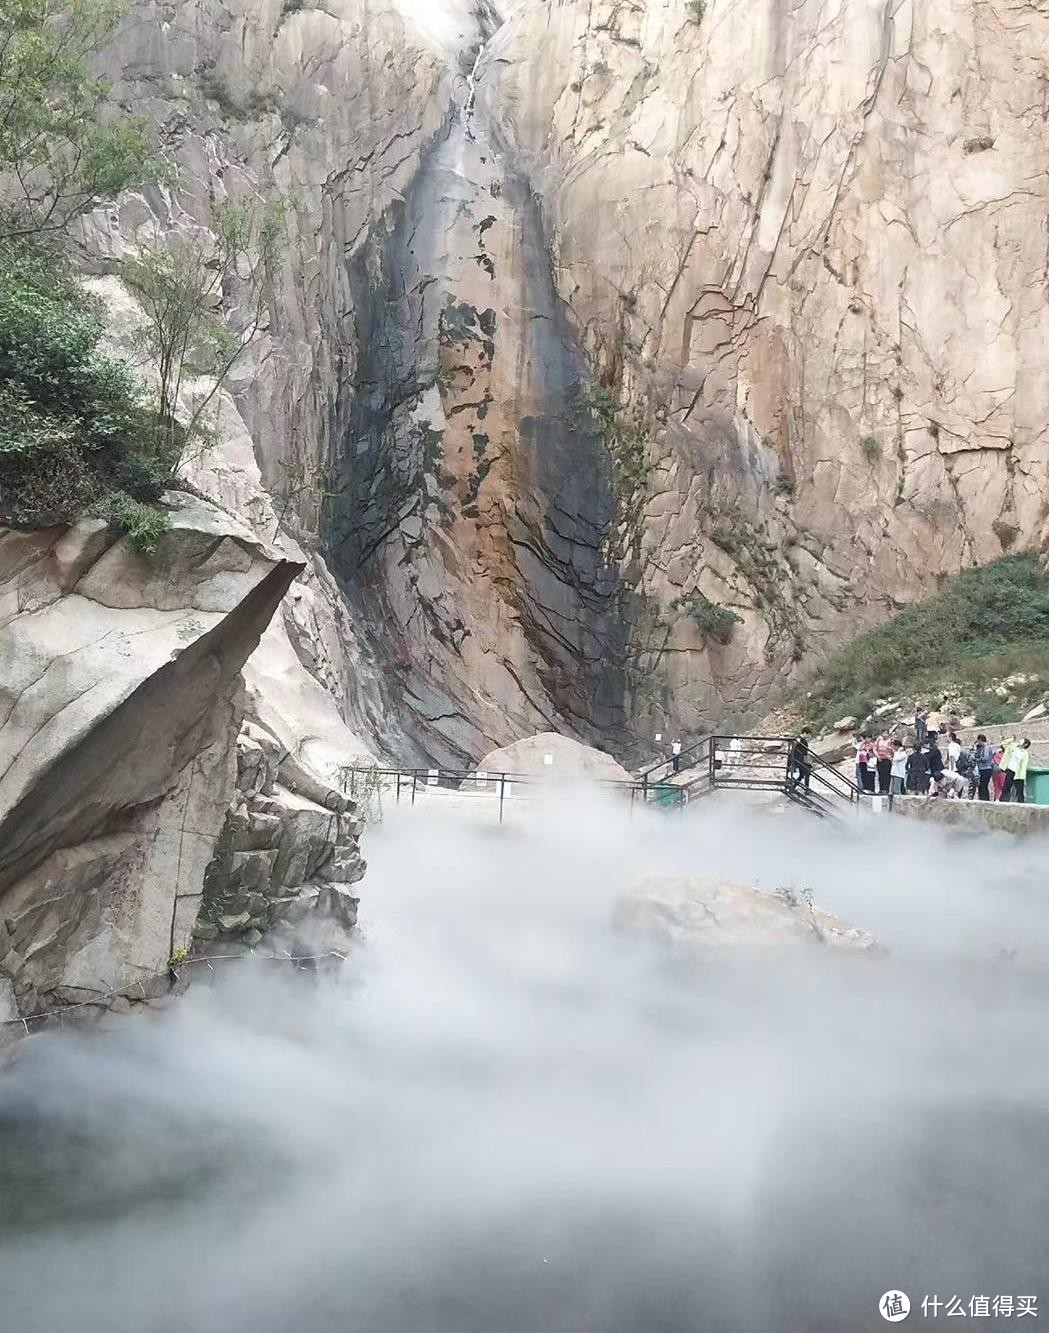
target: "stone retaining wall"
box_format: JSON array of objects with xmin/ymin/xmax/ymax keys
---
[{"xmin": 889, "ymin": 798, "xmax": 1049, "ymax": 836}]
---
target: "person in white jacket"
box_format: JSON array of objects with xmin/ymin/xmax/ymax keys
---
[{"xmin": 889, "ymin": 744, "xmax": 909, "ymax": 796}]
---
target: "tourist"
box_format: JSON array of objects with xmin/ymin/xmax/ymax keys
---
[
  {"xmin": 926, "ymin": 733, "xmax": 945, "ymax": 789},
  {"xmin": 862, "ymin": 733, "xmax": 877, "ymax": 793},
  {"xmin": 975, "ymin": 733, "xmax": 995, "ymax": 801},
  {"xmin": 789, "ymin": 733, "xmax": 812, "ymax": 791},
  {"xmin": 992, "ymin": 741, "xmax": 1010, "ymax": 802},
  {"xmin": 1002, "ymin": 738, "xmax": 1032, "ymax": 803},
  {"xmin": 955, "ymin": 742, "xmax": 975, "ymax": 798},
  {"xmin": 914, "ymin": 707, "xmax": 928, "ymax": 747},
  {"xmin": 906, "ymin": 742, "xmax": 930, "ymax": 795},
  {"xmin": 854, "ymin": 734, "xmax": 869, "ymax": 790},
  {"xmin": 874, "ymin": 731, "xmax": 895, "ymax": 795},
  {"xmin": 938, "ymin": 767, "xmax": 968, "ymax": 800},
  {"xmin": 889, "ymin": 743, "xmax": 909, "ymax": 796},
  {"xmin": 947, "ymin": 731, "xmax": 962, "ymax": 769},
  {"xmin": 671, "ymin": 739, "xmax": 682, "ymax": 773}
]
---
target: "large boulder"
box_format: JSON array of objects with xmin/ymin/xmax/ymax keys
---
[
  {"xmin": 0, "ymin": 495, "xmax": 302, "ymax": 1019},
  {"xmin": 617, "ymin": 876, "xmax": 878, "ymax": 956},
  {"xmin": 476, "ymin": 732, "xmax": 632, "ymax": 784}
]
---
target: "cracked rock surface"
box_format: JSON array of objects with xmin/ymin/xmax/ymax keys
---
[
  {"xmin": 72, "ymin": 0, "xmax": 1049, "ymax": 758},
  {"xmin": 0, "ymin": 498, "xmax": 301, "ymax": 1020},
  {"xmin": 483, "ymin": 0, "xmax": 1049, "ymax": 733}
]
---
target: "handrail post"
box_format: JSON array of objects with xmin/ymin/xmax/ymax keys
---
[
  {"xmin": 396, "ymin": 771, "xmax": 401, "ymax": 804},
  {"xmin": 499, "ymin": 774, "xmax": 505, "ymax": 824},
  {"xmin": 411, "ymin": 774, "xmax": 417, "ymax": 805}
]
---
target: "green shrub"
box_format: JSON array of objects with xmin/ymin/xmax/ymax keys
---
[
  {"xmin": 0, "ymin": 237, "xmax": 171, "ymax": 528},
  {"xmin": 676, "ymin": 592, "xmax": 743, "ymax": 645},
  {"xmin": 795, "ymin": 554, "xmax": 1049, "ymax": 729},
  {"xmin": 198, "ymin": 68, "xmax": 242, "ymax": 117},
  {"xmin": 860, "ymin": 434, "xmax": 881, "ymax": 464},
  {"xmin": 993, "ymin": 518, "xmax": 1020, "ymax": 551},
  {"xmin": 686, "ymin": 0, "xmax": 707, "ymax": 21},
  {"xmin": 93, "ymin": 491, "xmax": 170, "ymax": 556},
  {"xmin": 975, "ymin": 699, "xmax": 1018, "ymax": 727}
]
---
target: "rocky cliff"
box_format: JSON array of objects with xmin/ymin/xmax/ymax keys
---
[
  {"xmin": 85, "ymin": 0, "xmax": 1049, "ymax": 761},
  {"xmin": 3, "ymin": 0, "xmax": 1046, "ymax": 1014},
  {"xmin": 26, "ymin": 0, "xmax": 1048, "ymax": 769},
  {"xmin": 0, "ymin": 497, "xmax": 367, "ymax": 1026},
  {"xmin": 483, "ymin": 0, "xmax": 1049, "ymax": 733}
]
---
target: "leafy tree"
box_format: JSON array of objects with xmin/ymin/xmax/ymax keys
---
[
  {"xmin": 0, "ymin": 0, "xmax": 157, "ymax": 239},
  {"xmin": 0, "ymin": 235, "xmax": 160, "ymax": 527},
  {"xmin": 120, "ymin": 197, "xmax": 287, "ymax": 458}
]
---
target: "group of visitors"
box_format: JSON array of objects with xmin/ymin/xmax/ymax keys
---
[
  {"xmin": 849, "ymin": 711, "xmax": 1033, "ymax": 803},
  {"xmin": 788, "ymin": 707, "xmax": 1035, "ymax": 803}
]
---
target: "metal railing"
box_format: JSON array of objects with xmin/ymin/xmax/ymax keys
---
[
  {"xmin": 638, "ymin": 734, "xmax": 715, "ymax": 789},
  {"xmin": 341, "ymin": 736, "xmax": 862, "ymax": 824},
  {"xmin": 641, "ymin": 733, "xmax": 861, "ymax": 817},
  {"xmin": 339, "ymin": 765, "xmax": 689, "ymax": 822}
]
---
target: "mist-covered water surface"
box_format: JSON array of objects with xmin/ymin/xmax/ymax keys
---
[{"xmin": 2, "ymin": 796, "xmax": 1048, "ymax": 1333}]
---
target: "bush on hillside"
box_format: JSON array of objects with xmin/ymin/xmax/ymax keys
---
[
  {"xmin": 675, "ymin": 592, "xmax": 743, "ymax": 645},
  {"xmin": 0, "ymin": 237, "xmax": 174, "ymax": 529},
  {"xmin": 93, "ymin": 490, "xmax": 171, "ymax": 555},
  {"xmin": 796, "ymin": 555, "xmax": 1049, "ymax": 729}
]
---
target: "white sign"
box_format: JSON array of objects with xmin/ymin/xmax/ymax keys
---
[{"xmin": 428, "ymin": 768, "xmax": 439, "ymax": 786}]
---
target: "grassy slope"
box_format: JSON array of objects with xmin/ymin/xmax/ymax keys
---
[{"xmin": 794, "ymin": 554, "xmax": 1049, "ymax": 731}]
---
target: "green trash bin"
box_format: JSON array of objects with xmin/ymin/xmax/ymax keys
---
[
  {"xmin": 649, "ymin": 785, "xmax": 683, "ymax": 809},
  {"xmin": 1025, "ymin": 767, "xmax": 1049, "ymax": 806}
]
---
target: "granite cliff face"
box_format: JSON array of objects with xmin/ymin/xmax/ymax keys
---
[
  {"xmin": 483, "ymin": 0, "xmax": 1049, "ymax": 733},
  {"xmin": 73, "ymin": 0, "xmax": 1049, "ymax": 759},
  {"xmin": 83, "ymin": 0, "xmax": 631, "ymax": 764}
]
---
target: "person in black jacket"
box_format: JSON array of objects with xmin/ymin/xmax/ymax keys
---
[
  {"xmin": 906, "ymin": 744, "xmax": 930, "ymax": 794},
  {"xmin": 926, "ymin": 735, "xmax": 945, "ymax": 789},
  {"xmin": 789, "ymin": 734, "xmax": 812, "ymax": 791}
]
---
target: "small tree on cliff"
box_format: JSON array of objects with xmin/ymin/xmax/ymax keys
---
[
  {"xmin": 120, "ymin": 197, "xmax": 287, "ymax": 461},
  {"xmin": 0, "ymin": 0, "xmax": 157, "ymax": 239}
]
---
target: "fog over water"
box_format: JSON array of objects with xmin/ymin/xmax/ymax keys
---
[{"xmin": 2, "ymin": 795, "xmax": 1048, "ymax": 1333}]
